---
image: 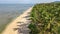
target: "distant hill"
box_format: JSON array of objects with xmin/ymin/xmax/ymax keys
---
[
  {"xmin": 53, "ymin": 1, "xmax": 60, "ymax": 3},
  {"xmin": 55, "ymin": 1, "xmax": 60, "ymax": 2}
]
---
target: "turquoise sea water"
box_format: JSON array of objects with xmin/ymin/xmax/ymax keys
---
[{"xmin": 0, "ymin": 4, "xmax": 33, "ymax": 33}]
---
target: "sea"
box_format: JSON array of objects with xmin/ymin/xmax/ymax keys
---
[{"xmin": 0, "ymin": 4, "xmax": 33, "ymax": 32}]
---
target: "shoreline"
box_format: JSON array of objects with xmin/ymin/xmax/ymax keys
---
[{"xmin": 1, "ymin": 7, "xmax": 32, "ymax": 34}]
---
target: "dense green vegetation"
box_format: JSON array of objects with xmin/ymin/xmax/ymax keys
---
[{"xmin": 28, "ymin": 2, "xmax": 60, "ymax": 34}]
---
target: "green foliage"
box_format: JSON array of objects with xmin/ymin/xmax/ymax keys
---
[
  {"xmin": 28, "ymin": 23, "xmax": 40, "ymax": 34},
  {"xmin": 29, "ymin": 3, "xmax": 60, "ymax": 34}
]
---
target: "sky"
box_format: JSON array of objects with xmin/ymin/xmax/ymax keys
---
[{"xmin": 0, "ymin": 0, "xmax": 60, "ymax": 4}]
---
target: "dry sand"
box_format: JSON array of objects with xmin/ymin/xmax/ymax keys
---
[{"xmin": 1, "ymin": 7, "xmax": 32, "ymax": 34}]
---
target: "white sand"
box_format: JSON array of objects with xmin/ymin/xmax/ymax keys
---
[{"xmin": 2, "ymin": 7, "xmax": 32, "ymax": 34}]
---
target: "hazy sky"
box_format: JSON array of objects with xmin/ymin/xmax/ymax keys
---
[{"xmin": 0, "ymin": 0, "xmax": 60, "ymax": 4}]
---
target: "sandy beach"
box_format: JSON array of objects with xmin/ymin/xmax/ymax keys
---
[{"xmin": 1, "ymin": 7, "xmax": 32, "ymax": 34}]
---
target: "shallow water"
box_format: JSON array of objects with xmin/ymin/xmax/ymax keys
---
[{"xmin": 0, "ymin": 4, "xmax": 33, "ymax": 33}]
